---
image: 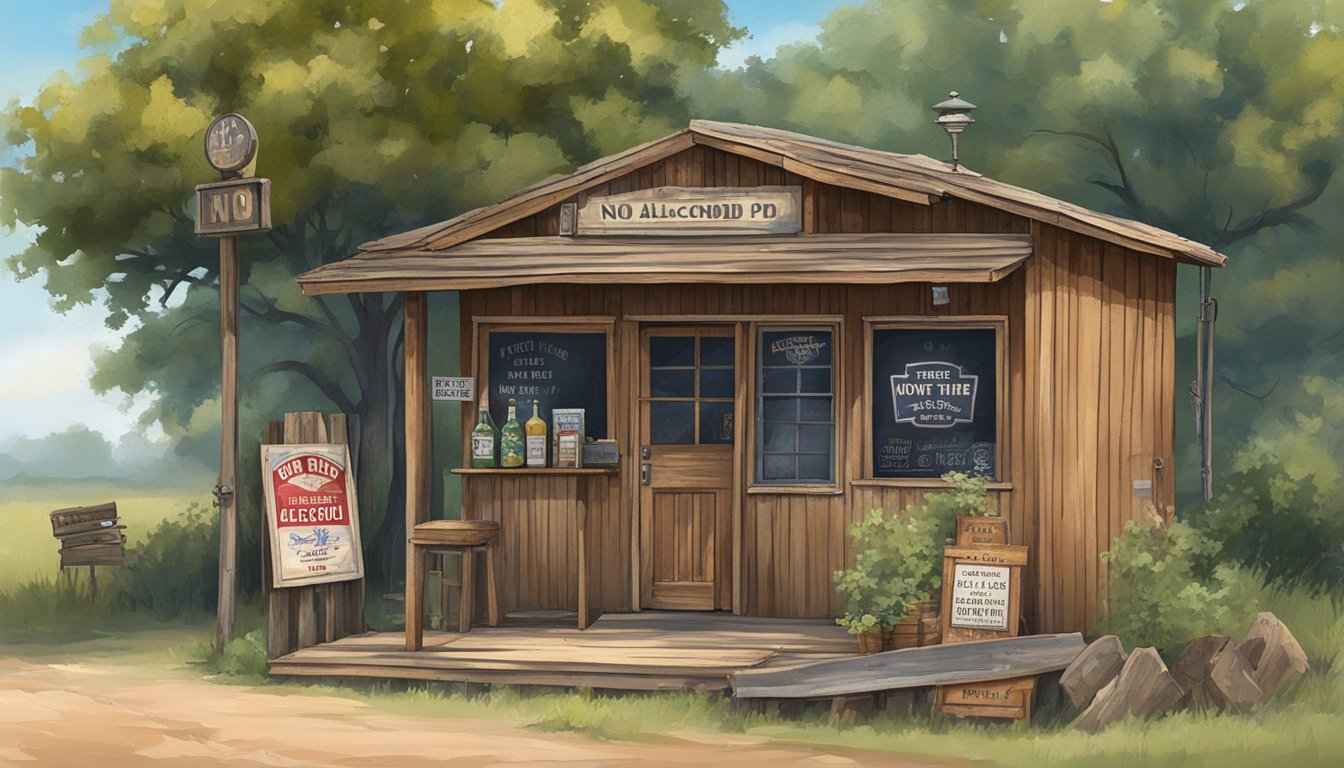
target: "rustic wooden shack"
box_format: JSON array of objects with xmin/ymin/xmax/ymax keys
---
[{"xmin": 296, "ymin": 121, "xmax": 1226, "ymax": 641}]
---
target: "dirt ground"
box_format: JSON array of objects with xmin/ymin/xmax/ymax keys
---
[{"xmin": 0, "ymin": 656, "xmax": 953, "ymax": 768}]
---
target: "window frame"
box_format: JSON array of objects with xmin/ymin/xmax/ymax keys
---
[
  {"xmin": 747, "ymin": 320, "xmax": 844, "ymax": 495},
  {"xmin": 862, "ymin": 315, "xmax": 1007, "ymax": 485}
]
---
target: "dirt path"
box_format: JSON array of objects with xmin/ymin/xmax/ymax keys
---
[{"xmin": 0, "ymin": 657, "xmax": 952, "ymax": 767}]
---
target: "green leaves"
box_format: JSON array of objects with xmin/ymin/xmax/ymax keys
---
[{"xmin": 833, "ymin": 472, "xmax": 992, "ymax": 628}]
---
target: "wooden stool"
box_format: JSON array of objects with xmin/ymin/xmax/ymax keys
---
[{"xmin": 409, "ymin": 520, "xmax": 499, "ymax": 647}]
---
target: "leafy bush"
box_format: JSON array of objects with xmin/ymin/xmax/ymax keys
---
[
  {"xmin": 1100, "ymin": 513, "xmax": 1235, "ymax": 655},
  {"xmin": 1191, "ymin": 456, "xmax": 1344, "ymax": 593},
  {"xmin": 833, "ymin": 472, "xmax": 992, "ymax": 633},
  {"xmin": 115, "ymin": 502, "xmax": 219, "ymax": 617}
]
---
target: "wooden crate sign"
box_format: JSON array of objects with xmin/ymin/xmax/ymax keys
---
[
  {"xmin": 940, "ymin": 544, "xmax": 1028, "ymax": 644},
  {"xmin": 956, "ymin": 516, "xmax": 1008, "ymax": 546},
  {"xmin": 576, "ymin": 186, "xmax": 801, "ymax": 236},
  {"xmin": 261, "ymin": 443, "xmax": 364, "ymax": 588},
  {"xmin": 935, "ymin": 675, "xmax": 1038, "ymax": 722}
]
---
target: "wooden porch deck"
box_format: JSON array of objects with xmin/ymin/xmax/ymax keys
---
[{"xmin": 269, "ymin": 612, "xmax": 854, "ymax": 692}]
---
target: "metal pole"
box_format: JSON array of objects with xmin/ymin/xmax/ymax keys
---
[{"xmin": 216, "ymin": 233, "xmax": 240, "ymax": 652}]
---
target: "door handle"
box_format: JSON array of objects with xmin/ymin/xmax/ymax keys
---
[{"xmin": 640, "ymin": 463, "xmax": 651, "ymax": 486}]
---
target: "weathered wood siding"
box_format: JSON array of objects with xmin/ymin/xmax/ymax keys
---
[{"xmin": 453, "ymin": 144, "xmax": 1176, "ymax": 634}]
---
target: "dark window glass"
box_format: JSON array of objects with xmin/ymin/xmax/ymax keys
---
[
  {"xmin": 650, "ymin": 401, "xmax": 695, "ymax": 444},
  {"xmin": 650, "ymin": 369, "xmax": 695, "ymax": 398},
  {"xmin": 650, "ymin": 336, "xmax": 695, "ymax": 367},
  {"xmin": 700, "ymin": 337, "xmax": 734, "ymax": 367},
  {"xmin": 699, "ymin": 368, "xmax": 735, "ymax": 399},
  {"xmin": 755, "ymin": 328, "xmax": 836, "ymax": 485}
]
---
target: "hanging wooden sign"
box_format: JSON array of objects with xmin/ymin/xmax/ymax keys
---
[
  {"xmin": 576, "ymin": 186, "xmax": 801, "ymax": 236},
  {"xmin": 261, "ymin": 443, "xmax": 364, "ymax": 588},
  {"xmin": 940, "ymin": 543, "xmax": 1027, "ymax": 644}
]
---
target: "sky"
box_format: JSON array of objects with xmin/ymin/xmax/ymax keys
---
[{"xmin": 0, "ymin": 0, "xmax": 850, "ymax": 445}]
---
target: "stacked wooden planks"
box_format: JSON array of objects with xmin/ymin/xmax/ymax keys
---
[{"xmin": 50, "ymin": 502, "xmax": 125, "ymax": 568}]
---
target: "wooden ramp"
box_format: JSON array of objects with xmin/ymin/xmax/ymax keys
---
[
  {"xmin": 730, "ymin": 633, "xmax": 1087, "ymax": 699},
  {"xmin": 270, "ymin": 612, "xmax": 852, "ymax": 692}
]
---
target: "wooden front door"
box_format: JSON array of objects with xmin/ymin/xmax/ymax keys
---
[{"xmin": 638, "ymin": 326, "xmax": 736, "ymax": 611}]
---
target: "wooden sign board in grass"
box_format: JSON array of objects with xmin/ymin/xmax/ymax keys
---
[
  {"xmin": 934, "ymin": 674, "xmax": 1038, "ymax": 722},
  {"xmin": 940, "ymin": 544, "xmax": 1028, "ymax": 644},
  {"xmin": 50, "ymin": 501, "xmax": 127, "ymax": 595}
]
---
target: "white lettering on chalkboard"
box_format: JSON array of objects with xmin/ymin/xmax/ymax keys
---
[
  {"xmin": 769, "ymin": 335, "xmax": 826, "ymax": 365},
  {"xmin": 950, "ymin": 563, "xmax": 1011, "ymax": 630},
  {"xmin": 890, "ymin": 361, "xmax": 979, "ymax": 429}
]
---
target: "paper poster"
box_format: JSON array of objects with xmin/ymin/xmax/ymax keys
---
[{"xmin": 261, "ymin": 443, "xmax": 363, "ymax": 588}]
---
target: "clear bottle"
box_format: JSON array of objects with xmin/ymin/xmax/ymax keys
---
[
  {"xmin": 499, "ymin": 398, "xmax": 525, "ymax": 468},
  {"xmin": 525, "ymin": 400, "xmax": 548, "ymax": 468},
  {"xmin": 470, "ymin": 397, "xmax": 497, "ymax": 468}
]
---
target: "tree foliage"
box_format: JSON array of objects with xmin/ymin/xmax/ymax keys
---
[{"xmin": 1, "ymin": 0, "xmax": 740, "ymax": 585}]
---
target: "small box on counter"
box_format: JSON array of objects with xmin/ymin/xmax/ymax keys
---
[
  {"xmin": 552, "ymin": 409, "xmax": 585, "ymax": 468},
  {"xmin": 582, "ymin": 439, "xmax": 620, "ymax": 468}
]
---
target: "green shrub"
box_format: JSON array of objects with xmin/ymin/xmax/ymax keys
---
[
  {"xmin": 1100, "ymin": 514, "xmax": 1235, "ymax": 655},
  {"xmin": 115, "ymin": 502, "xmax": 219, "ymax": 617},
  {"xmin": 833, "ymin": 472, "xmax": 992, "ymax": 632}
]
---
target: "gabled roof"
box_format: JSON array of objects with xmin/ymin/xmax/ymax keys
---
[{"xmin": 298, "ymin": 120, "xmax": 1225, "ymax": 296}]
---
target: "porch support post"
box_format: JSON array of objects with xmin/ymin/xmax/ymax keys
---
[{"xmin": 403, "ymin": 291, "xmax": 431, "ymax": 650}]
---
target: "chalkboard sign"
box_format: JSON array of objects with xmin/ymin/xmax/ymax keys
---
[
  {"xmin": 487, "ymin": 331, "xmax": 608, "ymax": 440},
  {"xmin": 871, "ymin": 327, "xmax": 996, "ymax": 478}
]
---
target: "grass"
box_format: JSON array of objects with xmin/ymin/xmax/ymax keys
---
[{"xmin": 0, "ymin": 477, "xmax": 211, "ymax": 588}]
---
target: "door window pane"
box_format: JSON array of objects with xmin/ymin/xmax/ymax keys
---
[
  {"xmin": 650, "ymin": 336, "xmax": 695, "ymax": 367},
  {"xmin": 699, "ymin": 368, "xmax": 735, "ymax": 399},
  {"xmin": 700, "ymin": 337, "xmax": 734, "ymax": 367},
  {"xmin": 650, "ymin": 369, "xmax": 695, "ymax": 398},
  {"xmin": 650, "ymin": 401, "xmax": 695, "ymax": 444},
  {"xmin": 755, "ymin": 328, "xmax": 836, "ymax": 485}
]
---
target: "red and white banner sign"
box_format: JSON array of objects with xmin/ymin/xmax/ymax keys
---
[{"xmin": 261, "ymin": 443, "xmax": 363, "ymax": 588}]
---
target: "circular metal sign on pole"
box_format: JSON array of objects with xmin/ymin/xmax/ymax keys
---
[{"xmin": 205, "ymin": 113, "xmax": 259, "ymax": 177}]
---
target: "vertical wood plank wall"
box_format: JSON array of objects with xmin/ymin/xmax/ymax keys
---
[{"xmin": 453, "ymin": 144, "xmax": 1177, "ymax": 634}]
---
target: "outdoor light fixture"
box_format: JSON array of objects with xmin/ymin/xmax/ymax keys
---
[
  {"xmin": 932, "ymin": 285, "xmax": 950, "ymax": 306},
  {"xmin": 932, "ymin": 91, "xmax": 977, "ymax": 172}
]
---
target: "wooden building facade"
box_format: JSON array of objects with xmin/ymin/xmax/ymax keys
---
[{"xmin": 297, "ymin": 121, "xmax": 1226, "ymax": 636}]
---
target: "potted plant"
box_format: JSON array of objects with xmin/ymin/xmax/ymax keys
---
[{"xmin": 834, "ymin": 471, "xmax": 995, "ymax": 653}]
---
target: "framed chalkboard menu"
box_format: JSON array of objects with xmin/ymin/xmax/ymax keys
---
[
  {"xmin": 868, "ymin": 321, "xmax": 1002, "ymax": 479},
  {"xmin": 485, "ymin": 330, "xmax": 608, "ymax": 440}
]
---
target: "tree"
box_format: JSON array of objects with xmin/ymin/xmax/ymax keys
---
[
  {"xmin": 1, "ymin": 0, "xmax": 740, "ymax": 587},
  {"xmin": 692, "ymin": 0, "xmax": 1343, "ymax": 494}
]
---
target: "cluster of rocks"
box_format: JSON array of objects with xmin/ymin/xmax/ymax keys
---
[{"xmin": 1061, "ymin": 612, "xmax": 1310, "ymax": 732}]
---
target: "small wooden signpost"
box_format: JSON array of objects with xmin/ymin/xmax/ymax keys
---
[
  {"xmin": 50, "ymin": 502, "xmax": 126, "ymax": 597},
  {"xmin": 935, "ymin": 515, "xmax": 1034, "ymax": 722}
]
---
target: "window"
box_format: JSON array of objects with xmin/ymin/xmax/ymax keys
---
[
  {"xmin": 867, "ymin": 318, "xmax": 1004, "ymax": 480},
  {"xmin": 646, "ymin": 331, "xmax": 735, "ymax": 445},
  {"xmin": 478, "ymin": 320, "xmax": 614, "ymax": 441},
  {"xmin": 754, "ymin": 327, "xmax": 836, "ymax": 485}
]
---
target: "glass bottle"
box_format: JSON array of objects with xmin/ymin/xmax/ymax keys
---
[
  {"xmin": 499, "ymin": 398, "xmax": 525, "ymax": 468},
  {"xmin": 525, "ymin": 400, "xmax": 548, "ymax": 468},
  {"xmin": 470, "ymin": 397, "xmax": 497, "ymax": 468}
]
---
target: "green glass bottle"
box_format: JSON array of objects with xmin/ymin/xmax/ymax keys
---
[
  {"xmin": 499, "ymin": 398, "xmax": 525, "ymax": 468},
  {"xmin": 470, "ymin": 397, "xmax": 497, "ymax": 468}
]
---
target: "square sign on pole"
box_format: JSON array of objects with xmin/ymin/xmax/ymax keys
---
[{"xmin": 196, "ymin": 178, "xmax": 272, "ymax": 236}]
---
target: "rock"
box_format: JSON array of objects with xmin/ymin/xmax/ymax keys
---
[
  {"xmin": 1208, "ymin": 641, "xmax": 1263, "ymax": 714},
  {"xmin": 1075, "ymin": 647, "xmax": 1184, "ymax": 733},
  {"xmin": 1170, "ymin": 635, "xmax": 1233, "ymax": 710},
  {"xmin": 1171, "ymin": 634, "xmax": 1264, "ymax": 714},
  {"xmin": 1061, "ymin": 635, "xmax": 1127, "ymax": 709},
  {"xmin": 1242, "ymin": 612, "xmax": 1309, "ymax": 697}
]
